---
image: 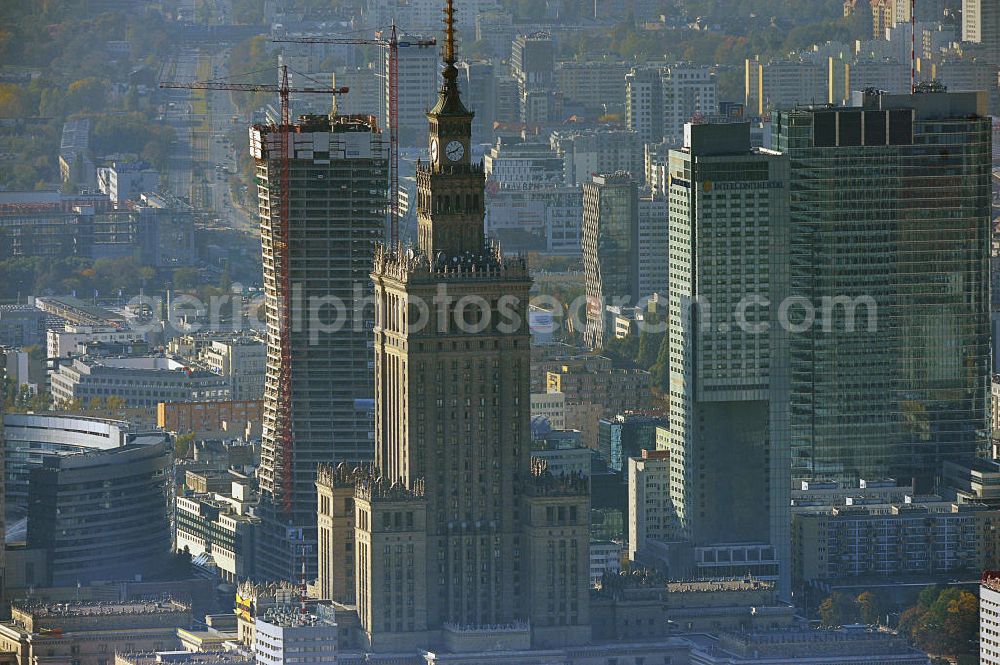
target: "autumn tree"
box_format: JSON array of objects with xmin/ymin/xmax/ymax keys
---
[{"xmin": 819, "ymin": 591, "xmax": 860, "ymax": 627}]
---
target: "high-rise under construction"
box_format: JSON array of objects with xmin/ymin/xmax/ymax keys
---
[{"xmin": 250, "ymin": 113, "xmax": 388, "ymax": 581}]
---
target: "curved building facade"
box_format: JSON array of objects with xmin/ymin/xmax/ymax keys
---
[
  {"xmin": 2, "ymin": 413, "xmax": 161, "ymax": 511},
  {"xmin": 26, "ymin": 439, "xmax": 172, "ymax": 586}
]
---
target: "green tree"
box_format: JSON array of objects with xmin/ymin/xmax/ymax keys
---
[
  {"xmin": 175, "ymin": 433, "xmax": 196, "ymax": 460},
  {"xmin": 819, "ymin": 591, "xmax": 859, "ymax": 627},
  {"xmin": 649, "ymin": 329, "xmax": 670, "ymax": 392},
  {"xmin": 172, "ymin": 267, "xmax": 200, "ymax": 291}
]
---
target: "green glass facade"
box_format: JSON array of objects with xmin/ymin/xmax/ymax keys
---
[{"xmin": 773, "ymin": 90, "xmax": 992, "ymax": 488}]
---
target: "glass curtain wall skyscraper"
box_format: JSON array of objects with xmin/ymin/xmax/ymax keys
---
[{"xmin": 772, "ymin": 88, "xmax": 991, "ymax": 489}]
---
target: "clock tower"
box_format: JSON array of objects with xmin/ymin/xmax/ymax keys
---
[{"xmin": 416, "ymin": 0, "xmax": 484, "ymax": 257}]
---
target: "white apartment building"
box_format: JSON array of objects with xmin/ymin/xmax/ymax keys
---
[{"xmin": 628, "ymin": 449, "xmax": 673, "ymax": 562}]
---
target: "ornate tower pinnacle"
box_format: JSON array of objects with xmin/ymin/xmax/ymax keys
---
[{"xmin": 443, "ymin": 0, "xmax": 456, "ymax": 68}]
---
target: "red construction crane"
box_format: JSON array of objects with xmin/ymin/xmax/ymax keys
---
[
  {"xmin": 273, "ymin": 27, "xmax": 437, "ymax": 245},
  {"xmin": 160, "ymin": 67, "xmax": 349, "ymax": 515}
]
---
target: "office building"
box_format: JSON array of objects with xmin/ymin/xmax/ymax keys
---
[
  {"xmin": 58, "ymin": 118, "xmax": 95, "ymax": 188},
  {"xmin": 157, "ymin": 400, "xmax": 263, "ymax": 439},
  {"xmin": 175, "ymin": 474, "xmax": 260, "ymax": 583},
  {"xmin": 582, "ymin": 172, "xmax": 639, "ymax": 348},
  {"xmin": 47, "ymin": 324, "xmax": 145, "ymax": 360},
  {"xmin": 250, "ymin": 113, "xmax": 388, "ymax": 581},
  {"xmin": 3, "ymin": 412, "xmax": 164, "ymax": 509},
  {"xmin": 456, "ymin": 60, "xmax": 496, "ymax": 140},
  {"xmin": 511, "ymin": 32, "xmax": 555, "ymax": 124},
  {"xmin": 484, "ymin": 184, "xmax": 582, "ymax": 255},
  {"xmin": 627, "ymin": 449, "xmax": 674, "ymax": 563},
  {"xmin": 687, "ymin": 627, "xmax": 930, "ymax": 665},
  {"xmin": 963, "ymin": 0, "xmax": 1000, "ymax": 62},
  {"xmin": 531, "ymin": 428, "xmax": 590, "ymax": 478},
  {"xmin": 26, "ymin": 439, "xmax": 172, "ymax": 586},
  {"xmin": 599, "ymin": 412, "xmax": 668, "ymax": 472},
  {"xmin": 0, "ymin": 306, "xmax": 45, "ymax": 349},
  {"xmin": 0, "ymin": 601, "xmax": 188, "ymax": 665},
  {"xmin": 773, "ymin": 89, "xmax": 992, "ymax": 488},
  {"xmin": 255, "ymin": 610, "xmax": 338, "ymax": 665},
  {"xmin": 50, "ymin": 356, "xmax": 231, "ymax": 408},
  {"xmin": 668, "ymin": 121, "xmax": 790, "ymax": 594}
]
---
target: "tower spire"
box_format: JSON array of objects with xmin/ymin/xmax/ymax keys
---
[
  {"xmin": 444, "ymin": 0, "xmax": 456, "ymax": 67},
  {"xmin": 431, "ymin": 0, "xmax": 469, "ymax": 115}
]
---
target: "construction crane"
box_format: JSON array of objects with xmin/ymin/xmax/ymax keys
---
[
  {"xmin": 160, "ymin": 67, "xmax": 349, "ymax": 516},
  {"xmin": 273, "ymin": 27, "xmax": 437, "ymax": 245}
]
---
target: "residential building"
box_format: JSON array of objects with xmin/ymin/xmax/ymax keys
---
[
  {"xmin": 554, "ymin": 60, "xmax": 629, "ymax": 115},
  {"xmin": 983, "ymin": 571, "xmax": 1000, "ymax": 665},
  {"xmin": 628, "ymin": 449, "xmax": 674, "ymax": 562},
  {"xmin": 582, "ymin": 171, "xmax": 640, "ymax": 348},
  {"xmin": 26, "ymin": 439, "xmax": 173, "ymax": 586},
  {"xmin": 475, "ymin": 9, "xmax": 515, "ymax": 60},
  {"xmin": 589, "ymin": 541, "xmax": 622, "ymax": 588},
  {"xmin": 249, "ymin": 113, "xmax": 388, "ymax": 581},
  {"xmin": 97, "ymin": 161, "xmax": 159, "ymax": 205},
  {"xmin": 511, "ymin": 32, "xmax": 555, "ymax": 124},
  {"xmin": 667, "ymin": 121, "xmax": 790, "ymax": 595},
  {"xmin": 0, "ymin": 601, "xmax": 189, "ymax": 665},
  {"xmin": 744, "ymin": 58, "xmax": 827, "ymax": 117},
  {"xmin": 157, "ymin": 400, "xmax": 263, "ymax": 440},
  {"xmin": 626, "ymin": 67, "xmax": 664, "ymax": 144},
  {"xmin": 456, "ymin": 60, "xmax": 496, "ymax": 140},
  {"xmin": 484, "ymin": 184, "xmax": 582, "ymax": 255},
  {"xmin": 3, "ymin": 412, "xmax": 164, "ymax": 509},
  {"xmin": 380, "ymin": 35, "xmax": 438, "ymax": 144},
  {"xmin": 626, "ymin": 65, "xmax": 716, "ymax": 144},
  {"xmin": 963, "ymin": 0, "xmax": 1000, "ymax": 63},
  {"xmin": 50, "ymin": 356, "xmax": 231, "ymax": 408},
  {"xmin": 530, "ymin": 391, "xmax": 566, "ymax": 429},
  {"xmin": 773, "ymin": 89, "xmax": 992, "ymax": 488},
  {"xmin": 546, "ymin": 356, "xmax": 654, "ymax": 450},
  {"xmin": 483, "ymin": 138, "xmax": 564, "ymax": 186},
  {"xmin": 201, "ymin": 337, "xmax": 266, "ymax": 401},
  {"xmin": 550, "ymin": 128, "xmax": 644, "ymax": 188},
  {"xmin": 791, "ymin": 499, "xmax": 1000, "ymax": 587},
  {"xmin": 638, "ymin": 192, "xmax": 668, "ymax": 298}
]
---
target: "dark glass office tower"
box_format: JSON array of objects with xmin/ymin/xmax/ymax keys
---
[{"xmin": 773, "ymin": 88, "xmax": 992, "ymax": 489}]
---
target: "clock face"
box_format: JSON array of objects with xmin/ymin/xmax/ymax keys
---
[
  {"xmin": 429, "ymin": 138, "xmax": 439, "ymax": 164},
  {"xmin": 445, "ymin": 140, "xmax": 465, "ymax": 162}
]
